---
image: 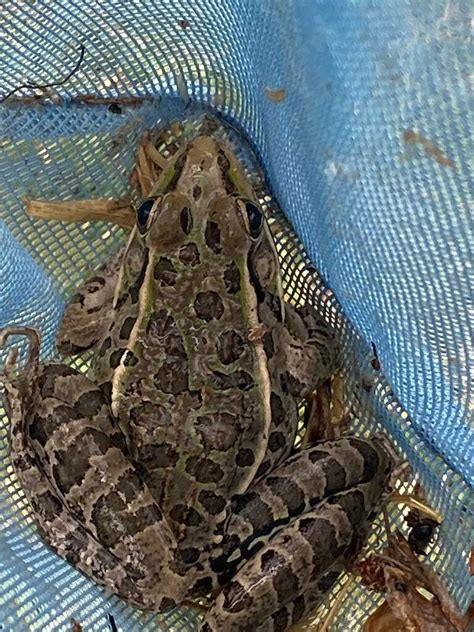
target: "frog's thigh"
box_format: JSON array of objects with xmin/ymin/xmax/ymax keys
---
[
  {"xmin": 202, "ymin": 438, "xmax": 391, "ymax": 630},
  {"xmin": 13, "ymin": 364, "xmax": 187, "ymax": 610},
  {"xmin": 56, "ymin": 245, "xmax": 125, "ymax": 355},
  {"xmin": 201, "ymin": 501, "xmax": 353, "ymax": 631}
]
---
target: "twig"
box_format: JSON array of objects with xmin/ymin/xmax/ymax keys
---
[
  {"xmin": 0, "ymin": 44, "xmax": 85, "ymax": 104},
  {"xmin": 24, "ymin": 197, "xmax": 135, "ymax": 229}
]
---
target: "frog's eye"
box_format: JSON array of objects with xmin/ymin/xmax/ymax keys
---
[
  {"xmin": 238, "ymin": 199, "xmax": 264, "ymax": 240},
  {"xmin": 137, "ymin": 197, "xmax": 159, "ymax": 234}
]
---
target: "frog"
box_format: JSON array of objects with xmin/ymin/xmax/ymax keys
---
[{"xmin": 0, "ymin": 130, "xmax": 394, "ymax": 631}]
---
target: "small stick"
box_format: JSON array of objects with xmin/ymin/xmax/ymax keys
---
[
  {"xmin": 24, "ymin": 197, "xmax": 135, "ymax": 229},
  {"xmin": 388, "ymin": 494, "xmax": 443, "ymax": 524}
]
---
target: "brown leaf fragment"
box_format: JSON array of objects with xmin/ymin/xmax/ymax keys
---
[
  {"xmin": 71, "ymin": 619, "xmax": 83, "ymax": 632},
  {"xmin": 265, "ymin": 87, "xmax": 286, "ymax": 102},
  {"xmin": 402, "ymin": 129, "xmax": 454, "ymax": 169}
]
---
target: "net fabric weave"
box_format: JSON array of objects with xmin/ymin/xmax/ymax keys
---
[{"xmin": 0, "ymin": 1, "xmax": 472, "ymax": 630}]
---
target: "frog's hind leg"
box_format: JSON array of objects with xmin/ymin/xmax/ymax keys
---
[
  {"xmin": 1, "ymin": 328, "xmax": 189, "ymax": 610},
  {"xmin": 202, "ymin": 437, "xmax": 393, "ymax": 631}
]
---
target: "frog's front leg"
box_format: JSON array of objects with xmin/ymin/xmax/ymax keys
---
[
  {"xmin": 1, "ymin": 327, "xmax": 188, "ymax": 611},
  {"xmin": 279, "ymin": 302, "xmax": 337, "ymax": 397},
  {"xmin": 56, "ymin": 244, "xmax": 127, "ymax": 355},
  {"xmin": 203, "ymin": 437, "xmax": 393, "ymax": 631}
]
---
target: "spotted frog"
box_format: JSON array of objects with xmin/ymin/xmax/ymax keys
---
[{"xmin": 1, "ymin": 132, "xmax": 394, "ymax": 630}]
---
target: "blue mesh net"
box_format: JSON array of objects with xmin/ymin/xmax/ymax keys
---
[{"xmin": 0, "ymin": 1, "xmax": 472, "ymax": 630}]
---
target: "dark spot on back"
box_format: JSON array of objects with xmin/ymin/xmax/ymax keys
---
[
  {"xmin": 199, "ymin": 489, "xmax": 227, "ymax": 515},
  {"xmin": 178, "ymin": 242, "xmax": 200, "ymax": 266},
  {"xmin": 180, "ymin": 207, "xmax": 193, "ymax": 234},
  {"xmin": 194, "ymin": 291, "xmax": 224, "ymax": 321},
  {"xmin": 217, "ymin": 151, "xmax": 235, "ymax": 194},
  {"xmin": 217, "ymin": 330, "xmax": 244, "ymax": 365},
  {"xmin": 180, "ymin": 547, "xmax": 200, "ymax": 565},
  {"xmin": 320, "ymin": 456, "xmax": 347, "ymax": 495},
  {"xmin": 272, "ymin": 566, "xmax": 299, "ymax": 604},
  {"xmin": 196, "ymin": 413, "xmax": 238, "ymax": 451},
  {"xmin": 192, "ymin": 185, "xmax": 202, "ymax": 199},
  {"xmin": 139, "ymin": 443, "xmax": 179, "ymax": 468},
  {"xmin": 119, "ymin": 317, "xmax": 136, "ymax": 340},
  {"xmin": 263, "ymin": 331, "xmax": 275, "ymax": 357},
  {"xmin": 154, "ymin": 258, "xmax": 177, "ymax": 286},
  {"xmin": 53, "ymin": 428, "xmax": 114, "ymax": 495},
  {"xmin": 209, "ymin": 370, "xmax": 253, "ymax": 391},
  {"xmin": 266, "ymin": 476, "xmax": 305, "ymax": 516},
  {"xmin": 272, "ymin": 607, "xmax": 289, "ymax": 632},
  {"xmin": 327, "ymin": 489, "xmax": 366, "ymax": 529},
  {"xmin": 271, "ymin": 392, "xmax": 286, "ymax": 426},
  {"xmin": 146, "ymin": 309, "xmax": 175, "ymax": 338},
  {"xmin": 235, "ymin": 448, "xmax": 255, "ymax": 467},
  {"xmin": 30, "ymin": 404, "xmax": 81, "ymax": 446},
  {"xmin": 191, "ymin": 575, "xmax": 213, "ymax": 596},
  {"xmin": 185, "ymin": 456, "xmax": 224, "ymax": 483},
  {"xmin": 129, "ymin": 401, "xmax": 171, "ymax": 427},
  {"xmin": 99, "ymin": 337, "xmax": 112, "ymax": 355},
  {"xmin": 268, "ymin": 431, "xmax": 286, "ymax": 452},
  {"xmin": 115, "ymin": 472, "xmax": 143, "ymax": 503},
  {"xmin": 159, "ymin": 597, "xmax": 176, "ymax": 612},
  {"xmin": 223, "ymin": 262, "xmax": 240, "ymax": 294},
  {"xmin": 205, "ymin": 221, "xmax": 222, "ymax": 254},
  {"xmin": 255, "ymin": 459, "xmax": 271, "ymax": 479},
  {"xmin": 232, "ymin": 493, "xmax": 273, "ymax": 535},
  {"xmin": 169, "ymin": 503, "xmax": 203, "ymax": 527},
  {"xmin": 109, "ymin": 348, "xmax": 125, "ymax": 369},
  {"xmin": 75, "ymin": 388, "xmax": 108, "ymax": 417},
  {"xmin": 154, "ymin": 359, "xmax": 188, "ymax": 394},
  {"xmin": 162, "ymin": 152, "xmax": 187, "ymax": 194},
  {"xmin": 129, "ymin": 249, "xmax": 149, "ymax": 304}
]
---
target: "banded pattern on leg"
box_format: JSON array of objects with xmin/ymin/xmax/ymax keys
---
[{"xmin": 211, "ymin": 437, "xmax": 391, "ymax": 583}]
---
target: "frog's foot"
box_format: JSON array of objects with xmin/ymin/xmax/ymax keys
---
[
  {"xmin": 5, "ymin": 357, "xmax": 188, "ymax": 610},
  {"xmin": 203, "ymin": 437, "xmax": 394, "ymax": 630}
]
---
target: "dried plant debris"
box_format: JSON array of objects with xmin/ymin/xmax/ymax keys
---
[
  {"xmin": 402, "ymin": 129, "xmax": 455, "ymax": 169},
  {"xmin": 71, "ymin": 619, "xmax": 83, "ymax": 632},
  {"xmin": 265, "ymin": 87, "xmax": 287, "ymax": 102},
  {"xmin": 354, "ymin": 532, "xmax": 469, "ymax": 630}
]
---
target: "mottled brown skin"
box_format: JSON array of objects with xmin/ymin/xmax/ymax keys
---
[{"xmin": 1, "ymin": 130, "xmax": 394, "ymax": 630}]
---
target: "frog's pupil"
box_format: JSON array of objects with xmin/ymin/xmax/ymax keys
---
[{"xmin": 137, "ymin": 198, "xmax": 156, "ymax": 231}]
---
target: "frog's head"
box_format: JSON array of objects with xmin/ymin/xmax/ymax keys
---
[{"xmin": 134, "ymin": 135, "xmax": 280, "ymax": 293}]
